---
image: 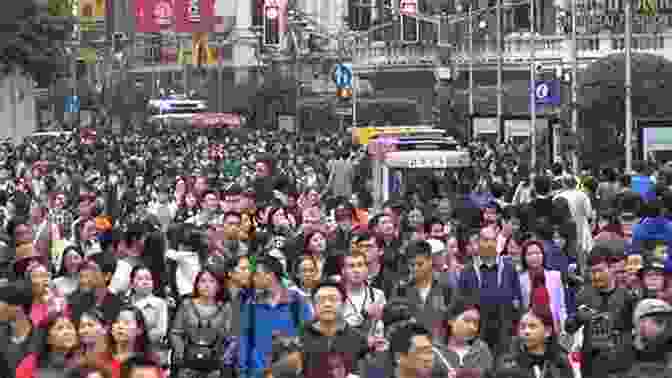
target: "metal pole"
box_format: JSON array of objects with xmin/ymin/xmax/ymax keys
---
[
  {"xmin": 570, "ymin": 0, "xmax": 579, "ymax": 173},
  {"xmin": 496, "ymin": 0, "xmax": 503, "ymax": 139},
  {"xmin": 468, "ymin": 5, "xmax": 474, "ymax": 118},
  {"xmin": 625, "ymin": 0, "xmax": 633, "ymax": 173},
  {"xmin": 530, "ymin": 0, "xmax": 537, "ymax": 171},
  {"xmin": 9, "ymin": 68, "xmax": 17, "ymax": 144},
  {"xmin": 352, "ymin": 72, "xmax": 358, "ymax": 128}
]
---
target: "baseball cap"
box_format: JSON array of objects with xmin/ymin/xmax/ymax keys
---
[{"xmin": 633, "ymin": 298, "xmax": 672, "ymax": 324}]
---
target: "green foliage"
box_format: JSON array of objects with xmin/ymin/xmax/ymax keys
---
[
  {"xmin": 0, "ymin": 0, "xmax": 72, "ymax": 86},
  {"xmin": 48, "ymin": 0, "xmax": 74, "ymax": 17},
  {"xmin": 573, "ymin": 52, "xmax": 672, "ymax": 166}
]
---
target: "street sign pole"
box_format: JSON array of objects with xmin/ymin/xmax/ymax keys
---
[{"xmin": 530, "ymin": 0, "xmax": 537, "ymax": 171}]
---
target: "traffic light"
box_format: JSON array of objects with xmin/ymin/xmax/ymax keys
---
[
  {"xmin": 401, "ymin": 14, "xmax": 418, "ymax": 42},
  {"xmin": 263, "ymin": 2, "xmax": 281, "ymax": 46}
]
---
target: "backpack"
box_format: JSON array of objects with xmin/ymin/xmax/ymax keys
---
[{"xmin": 184, "ymin": 300, "xmax": 223, "ymax": 370}]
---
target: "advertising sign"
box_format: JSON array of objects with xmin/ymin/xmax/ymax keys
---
[
  {"xmin": 400, "ymin": 0, "xmax": 417, "ymax": 16},
  {"xmin": 191, "ymin": 113, "xmax": 242, "ymax": 128},
  {"xmin": 136, "ymin": 0, "xmax": 176, "ymax": 33},
  {"xmin": 174, "ymin": 0, "xmax": 217, "ymax": 32},
  {"xmin": 643, "ymin": 126, "xmax": 672, "ymax": 157}
]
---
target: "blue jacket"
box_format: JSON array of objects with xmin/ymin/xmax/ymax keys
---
[
  {"xmin": 631, "ymin": 216, "xmax": 672, "ymax": 253},
  {"xmin": 458, "ymin": 256, "xmax": 522, "ymax": 306},
  {"xmin": 238, "ymin": 290, "xmax": 313, "ymax": 372}
]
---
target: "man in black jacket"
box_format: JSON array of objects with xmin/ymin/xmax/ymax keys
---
[{"xmin": 68, "ymin": 251, "xmax": 123, "ymax": 324}]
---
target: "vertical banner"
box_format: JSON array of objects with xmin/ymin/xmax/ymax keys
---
[
  {"xmin": 136, "ymin": 0, "xmax": 176, "ymax": 33},
  {"xmin": 174, "ymin": 0, "xmax": 216, "ymax": 32},
  {"xmin": 264, "ymin": 0, "xmax": 289, "ymax": 33}
]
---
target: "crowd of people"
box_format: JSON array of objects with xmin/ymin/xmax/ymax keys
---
[{"xmin": 1, "ymin": 126, "xmax": 672, "ymax": 378}]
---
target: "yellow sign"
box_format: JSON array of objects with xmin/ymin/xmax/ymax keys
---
[
  {"xmin": 353, "ymin": 126, "xmax": 436, "ymax": 145},
  {"xmin": 640, "ymin": 0, "xmax": 657, "ymax": 16}
]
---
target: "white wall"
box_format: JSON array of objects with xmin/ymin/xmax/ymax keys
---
[{"xmin": 0, "ymin": 71, "xmax": 37, "ymax": 145}]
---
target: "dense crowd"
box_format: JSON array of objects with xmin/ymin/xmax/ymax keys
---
[{"xmin": 2, "ymin": 126, "xmax": 672, "ymax": 378}]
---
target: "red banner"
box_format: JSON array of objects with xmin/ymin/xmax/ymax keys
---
[
  {"xmin": 191, "ymin": 113, "xmax": 242, "ymax": 128},
  {"xmin": 174, "ymin": 0, "xmax": 218, "ymax": 32},
  {"xmin": 136, "ymin": 0, "xmax": 176, "ymax": 33}
]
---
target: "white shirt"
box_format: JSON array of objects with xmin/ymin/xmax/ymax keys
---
[
  {"xmin": 133, "ymin": 294, "xmax": 169, "ymax": 344},
  {"xmin": 342, "ymin": 285, "xmax": 386, "ymax": 328},
  {"xmin": 165, "ymin": 249, "xmax": 202, "ymax": 297}
]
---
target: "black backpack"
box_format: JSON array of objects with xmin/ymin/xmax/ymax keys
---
[{"xmin": 184, "ymin": 300, "xmax": 223, "ymax": 370}]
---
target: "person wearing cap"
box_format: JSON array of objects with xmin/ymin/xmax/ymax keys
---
[
  {"xmin": 0, "ymin": 281, "xmax": 37, "ymax": 368},
  {"xmin": 594, "ymin": 298, "xmax": 672, "ymax": 378},
  {"xmin": 238, "ymin": 255, "xmax": 313, "ymax": 378}
]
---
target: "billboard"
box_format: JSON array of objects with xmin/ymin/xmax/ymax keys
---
[
  {"xmin": 174, "ymin": 0, "xmax": 217, "ymax": 32},
  {"xmin": 136, "ymin": 0, "xmax": 176, "ymax": 33}
]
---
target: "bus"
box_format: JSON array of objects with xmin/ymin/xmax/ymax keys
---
[
  {"xmin": 352, "ymin": 126, "xmax": 445, "ymax": 145},
  {"xmin": 368, "ymin": 136, "xmax": 472, "ymax": 209},
  {"xmin": 146, "ymin": 95, "xmax": 208, "ymax": 130}
]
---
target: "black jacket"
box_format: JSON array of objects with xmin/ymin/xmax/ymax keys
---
[
  {"xmin": 495, "ymin": 337, "xmax": 573, "ymax": 378},
  {"xmin": 301, "ymin": 320, "xmax": 369, "ymax": 378},
  {"xmin": 68, "ymin": 289, "xmax": 124, "ymax": 324}
]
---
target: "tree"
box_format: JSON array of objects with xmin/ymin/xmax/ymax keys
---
[
  {"xmin": 0, "ymin": 0, "xmax": 73, "ymax": 87},
  {"xmin": 573, "ymin": 52, "xmax": 672, "ymax": 166}
]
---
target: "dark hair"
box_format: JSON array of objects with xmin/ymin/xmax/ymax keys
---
[
  {"xmin": 534, "ymin": 175, "xmax": 552, "ymax": 196},
  {"xmin": 191, "ymin": 268, "xmax": 227, "ymax": 302},
  {"xmin": 120, "ymin": 356, "xmax": 161, "ymax": 378},
  {"xmin": 36, "ymin": 313, "xmax": 80, "ymax": 369},
  {"xmin": 589, "ymin": 245, "xmax": 612, "ymax": 266},
  {"xmin": 351, "ymin": 232, "xmax": 383, "ymax": 249},
  {"xmin": 520, "ymin": 240, "xmax": 546, "ymax": 271},
  {"xmin": 445, "ymin": 295, "xmax": 481, "ymax": 339},
  {"xmin": 389, "ymin": 323, "xmax": 432, "ymax": 356},
  {"xmin": 311, "ymin": 279, "xmax": 346, "ymax": 300},
  {"xmin": 109, "ymin": 306, "xmax": 152, "ymax": 359},
  {"xmin": 405, "ymin": 240, "xmax": 432, "ymax": 260}
]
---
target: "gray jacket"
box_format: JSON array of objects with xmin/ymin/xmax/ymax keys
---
[{"xmin": 170, "ymin": 297, "xmax": 232, "ymax": 360}]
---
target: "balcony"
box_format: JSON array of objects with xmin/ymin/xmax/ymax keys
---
[
  {"xmin": 345, "ymin": 41, "xmax": 442, "ymax": 72},
  {"xmin": 452, "ymin": 32, "xmax": 672, "ymax": 69}
]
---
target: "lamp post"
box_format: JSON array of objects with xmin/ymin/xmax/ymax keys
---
[
  {"xmin": 625, "ymin": 0, "xmax": 633, "ymax": 173},
  {"xmin": 530, "ymin": 0, "xmax": 537, "ymax": 171},
  {"xmin": 496, "ymin": 0, "xmax": 503, "ymax": 137},
  {"xmin": 570, "ymin": 0, "xmax": 579, "ymax": 173}
]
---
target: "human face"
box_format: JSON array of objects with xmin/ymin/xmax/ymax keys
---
[
  {"xmin": 299, "ymin": 258, "xmax": 320, "ymax": 289},
  {"xmin": 309, "ymin": 232, "xmax": 327, "ymax": 254},
  {"xmin": 14, "ymin": 223, "xmax": 33, "ymax": 244},
  {"xmin": 429, "ymin": 224, "xmax": 446, "ymax": 240},
  {"xmin": 134, "ymin": 176, "xmax": 145, "ymax": 188},
  {"xmin": 342, "ymin": 255, "xmax": 368, "ymax": 285},
  {"xmin": 483, "ymin": 207, "xmax": 498, "ymax": 225},
  {"xmin": 302, "ymin": 207, "xmax": 320, "ymax": 226},
  {"xmin": 48, "ymin": 317, "xmax": 78, "ymax": 352},
  {"xmin": 63, "ymin": 251, "xmax": 83, "ymax": 275},
  {"xmin": 407, "ymin": 209, "xmax": 424, "ymax": 229},
  {"xmin": 78, "ymin": 314, "xmax": 105, "ymax": 345},
  {"xmin": 643, "ymin": 270, "xmax": 665, "ymax": 292},
  {"xmin": 376, "ymin": 215, "xmax": 395, "ymax": 237},
  {"xmin": 591, "ymin": 262, "xmax": 611, "ymax": 289},
  {"xmin": 326, "ymin": 354, "xmax": 347, "ymax": 378},
  {"xmin": 132, "ymin": 269, "xmax": 154, "ymax": 293},
  {"xmin": 479, "ymin": 228, "xmax": 498, "ymax": 258},
  {"xmin": 30, "ymin": 264, "xmax": 51, "ymax": 296},
  {"xmin": 519, "ymin": 312, "xmax": 549, "ymax": 350},
  {"xmin": 410, "ymin": 255, "xmax": 433, "ymax": 282},
  {"xmin": 0, "ymin": 301, "xmax": 16, "ymax": 322},
  {"xmin": 314, "ymin": 286, "xmax": 343, "ymax": 322},
  {"xmin": 508, "ymin": 239, "xmax": 522, "ymax": 257},
  {"xmin": 203, "ymin": 193, "xmax": 219, "ymax": 210},
  {"xmin": 231, "ymin": 257, "xmax": 251, "ymax": 288},
  {"xmin": 609, "ymin": 259, "xmax": 627, "ymax": 288},
  {"xmin": 79, "ymin": 264, "xmax": 105, "ymax": 291},
  {"xmin": 524, "ymin": 244, "xmax": 544, "ymax": 270},
  {"xmin": 400, "ymin": 335, "xmax": 434, "ymax": 376},
  {"xmin": 197, "ymin": 272, "xmax": 219, "ymax": 299},
  {"xmin": 54, "ymin": 193, "xmax": 66, "ymax": 209},
  {"xmin": 450, "ymin": 309, "xmax": 480, "ymax": 340},
  {"xmin": 112, "ymin": 310, "xmax": 141, "ymax": 344},
  {"xmin": 358, "ymin": 238, "xmax": 382, "ymax": 266}
]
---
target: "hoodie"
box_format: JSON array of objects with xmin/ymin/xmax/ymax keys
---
[{"xmin": 631, "ymin": 217, "xmax": 672, "ymax": 254}]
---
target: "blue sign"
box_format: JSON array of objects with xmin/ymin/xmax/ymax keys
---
[
  {"xmin": 65, "ymin": 96, "xmax": 80, "ymax": 113},
  {"xmin": 531, "ymin": 80, "xmax": 561, "ymax": 106},
  {"xmin": 333, "ymin": 63, "xmax": 353, "ymax": 89}
]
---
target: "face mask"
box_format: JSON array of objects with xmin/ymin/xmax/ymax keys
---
[{"xmin": 134, "ymin": 286, "xmax": 153, "ymax": 296}]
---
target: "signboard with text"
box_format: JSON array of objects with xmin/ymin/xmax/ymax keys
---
[{"xmin": 174, "ymin": 0, "xmax": 218, "ymax": 32}]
